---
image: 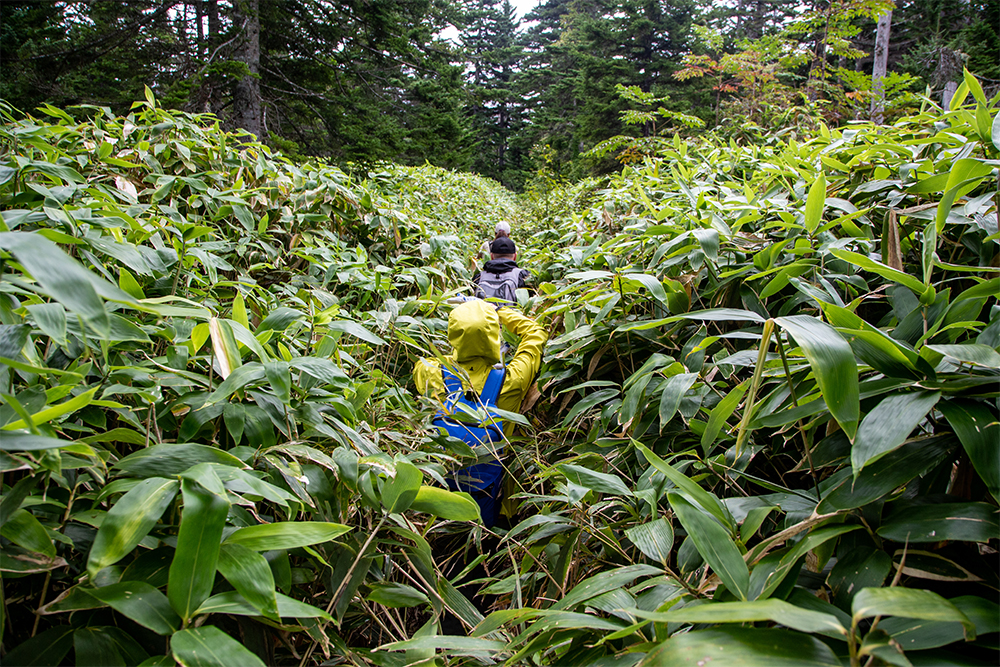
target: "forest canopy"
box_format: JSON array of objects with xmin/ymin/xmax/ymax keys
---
[{"xmin": 2, "ymin": 0, "xmax": 998, "ymax": 187}]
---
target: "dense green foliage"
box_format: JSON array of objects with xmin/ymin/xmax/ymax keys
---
[{"xmin": 1, "ymin": 75, "xmax": 999, "ymax": 667}]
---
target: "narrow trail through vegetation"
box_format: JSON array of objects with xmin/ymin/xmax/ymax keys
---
[{"xmin": 0, "ymin": 90, "xmax": 998, "ymax": 666}]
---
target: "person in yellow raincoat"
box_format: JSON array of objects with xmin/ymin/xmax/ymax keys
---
[{"xmin": 414, "ymin": 299, "xmax": 547, "ymax": 525}]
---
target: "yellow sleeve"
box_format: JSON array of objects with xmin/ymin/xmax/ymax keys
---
[
  {"xmin": 496, "ymin": 308, "xmax": 548, "ymax": 412},
  {"xmin": 413, "ymin": 358, "xmax": 445, "ymax": 398}
]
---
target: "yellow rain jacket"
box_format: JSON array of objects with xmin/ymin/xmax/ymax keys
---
[{"xmin": 414, "ymin": 300, "xmax": 547, "ymax": 417}]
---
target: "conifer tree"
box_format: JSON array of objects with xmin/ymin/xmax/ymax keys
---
[{"xmin": 462, "ymin": 0, "xmax": 526, "ymax": 187}]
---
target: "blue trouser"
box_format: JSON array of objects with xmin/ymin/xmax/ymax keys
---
[{"xmin": 447, "ymin": 458, "xmax": 504, "ymax": 528}]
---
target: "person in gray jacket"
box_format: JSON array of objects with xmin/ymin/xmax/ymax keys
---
[{"xmin": 473, "ymin": 236, "xmax": 530, "ymax": 306}]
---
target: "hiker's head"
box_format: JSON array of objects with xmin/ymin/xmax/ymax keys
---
[
  {"xmin": 490, "ymin": 236, "xmax": 516, "ymax": 261},
  {"xmin": 448, "ymin": 299, "xmax": 502, "ymax": 363},
  {"xmin": 494, "ymin": 221, "xmax": 511, "ymax": 238}
]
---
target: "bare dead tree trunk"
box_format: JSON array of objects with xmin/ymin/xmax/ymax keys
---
[
  {"xmin": 870, "ymin": 10, "xmax": 892, "ymax": 124},
  {"xmin": 942, "ymin": 81, "xmax": 958, "ymax": 109},
  {"xmin": 232, "ymin": 0, "xmax": 261, "ymax": 139}
]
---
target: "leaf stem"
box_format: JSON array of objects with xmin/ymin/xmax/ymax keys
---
[{"xmin": 733, "ymin": 319, "xmax": 774, "ymax": 456}]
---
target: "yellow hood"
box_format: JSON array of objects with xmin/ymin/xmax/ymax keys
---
[{"xmin": 448, "ymin": 300, "xmax": 502, "ymax": 364}]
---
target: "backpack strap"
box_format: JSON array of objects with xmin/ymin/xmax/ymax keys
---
[{"xmin": 479, "ymin": 365, "xmax": 506, "ymax": 407}]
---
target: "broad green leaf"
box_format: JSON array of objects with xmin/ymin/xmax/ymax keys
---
[
  {"xmin": 925, "ymin": 343, "xmax": 1000, "ymax": 369},
  {"xmin": 923, "ymin": 220, "xmax": 937, "ymax": 285},
  {"xmin": 263, "ymin": 361, "xmax": 291, "ymax": 404},
  {"xmin": 87, "ymin": 477, "xmax": 179, "ymax": 577},
  {"xmin": 630, "ymin": 598, "xmax": 846, "ymax": 635},
  {"xmin": 740, "ymin": 506, "xmax": 778, "ymax": 543},
  {"xmin": 119, "ymin": 267, "xmax": 145, "ymax": 299},
  {"xmin": 693, "ymin": 227, "xmax": 719, "ymax": 262},
  {"xmin": 288, "ymin": 357, "xmax": 350, "ymax": 387},
  {"xmin": 559, "ymin": 463, "xmax": 633, "ymax": 497},
  {"xmin": 0, "ymin": 231, "xmax": 111, "ymax": 336},
  {"xmin": 74, "ymin": 625, "xmax": 149, "ymax": 666},
  {"xmin": 669, "ymin": 493, "xmax": 749, "ymax": 601},
  {"xmin": 217, "ymin": 543, "xmax": 279, "ymax": 620},
  {"xmin": 409, "ymin": 485, "xmax": 481, "ymax": 521},
  {"xmin": 0, "ymin": 625, "xmax": 75, "ymax": 666},
  {"xmin": 851, "ymin": 391, "xmax": 941, "ymax": 475},
  {"xmin": 171, "ymin": 626, "xmax": 266, "ymax": 667},
  {"xmin": 368, "ymin": 582, "xmax": 429, "ymax": 608},
  {"xmin": 803, "ymin": 172, "xmax": 826, "ymax": 235},
  {"xmin": 829, "ymin": 248, "xmax": 925, "ymax": 294},
  {"xmin": 212, "ymin": 465, "xmax": 295, "ymax": 508},
  {"xmin": 701, "ymin": 380, "xmax": 748, "ymax": 450},
  {"xmin": 963, "ymin": 68, "xmax": 987, "ymax": 105},
  {"xmin": 554, "ymin": 564, "xmax": 661, "ymax": 611},
  {"xmin": 223, "ymin": 521, "xmax": 351, "ymax": 551},
  {"xmin": 852, "ymin": 587, "xmax": 975, "ymax": 640},
  {"xmin": 938, "ymin": 400, "xmax": 999, "ymax": 501},
  {"xmin": 0, "ymin": 475, "xmax": 37, "ymax": 528},
  {"xmin": 935, "ymin": 158, "xmax": 994, "ymax": 233},
  {"xmin": 168, "ymin": 465, "xmax": 229, "ymax": 622},
  {"xmin": 658, "ymin": 372, "xmax": 698, "ymax": 430},
  {"xmin": 614, "ymin": 308, "xmax": 765, "ymax": 333},
  {"xmin": 620, "ymin": 370, "xmax": 653, "ymax": 426},
  {"xmin": 677, "ymin": 308, "xmax": 766, "ymax": 323},
  {"xmin": 203, "ymin": 362, "xmax": 265, "ymax": 405},
  {"xmin": 881, "ymin": 595, "xmax": 999, "ymax": 651},
  {"xmin": 381, "ymin": 460, "xmax": 421, "ymax": 513},
  {"xmin": 224, "ymin": 318, "xmax": 272, "ymax": 362},
  {"xmin": 775, "ymin": 315, "xmax": 859, "ymax": 439},
  {"xmin": 26, "ymin": 302, "xmax": 67, "ymax": 346},
  {"xmin": 634, "ymin": 440, "xmax": 734, "ymax": 531},
  {"xmin": 2, "ymin": 386, "xmax": 99, "ymax": 431},
  {"xmin": 828, "ymin": 547, "xmax": 891, "ymax": 611},
  {"xmin": 209, "ymin": 317, "xmax": 241, "ymax": 379},
  {"xmin": 819, "ymin": 436, "xmax": 953, "ymax": 512},
  {"xmin": 231, "ymin": 292, "xmax": 249, "ymax": 330},
  {"xmin": 625, "ymin": 518, "xmax": 674, "ymax": 566},
  {"xmin": 256, "ymin": 307, "xmax": 304, "ymax": 333},
  {"xmin": 640, "ymin": 627, "xmax": 840, "ymax": 666},
  {"xmin": 138, "ymin": 657, "xmax": 175, "ymax": 667},
  {"xmin": 992, "ymin": 107, "xmax": 1000, "ymax": 151},
  {"xmin": 0, "ymin": 431, "xmax": 78, "ymax": 452},
  {"xmin": 377, "ymin": 636, "xmax": 506, "ymax": 653},
  {"xmin": 833, "ymin": 323, "xmax": 920, "ymax": 379},
  {"xmin": 624, "ymin": 272, "xmax": 670, "ymax": 306},
  {"xmin": 877, "ymin": 502, "xmax": 999, "ymax": 543},
  {"xmin": 87, "ymin": 581, "xmax": 181, "ymax": 635},
  {"xmin": 752, "ymin": 524, "xmax": 859, "ymax": 601},
  {"xmin": 562, "ymin": 387, "xmax": 620, "ymax": 425},
  {"xmin": 37, "ymin": 586, "xmax": 106, "ymax": 615},
  {"xmin": 114, "ymin": 443, "xmax": 246, "ymax": 478},
  {"xmin": 0, "ymin": 323, "xmax": 30, "ymax": 359},
  {"xmin": 194, "ymin": 590, "xmax": 331, "ymax": 620},
  {"xmin": 327, "ymin": 319, "xmax": 386, "ymax": 345},
  {"xmin": 0, "ymin": 509, "xmax": 55, "ymax": 557}
]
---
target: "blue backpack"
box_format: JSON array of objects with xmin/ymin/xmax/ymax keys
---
[{"xmin": 432, "ymin": 364, "xmax": 506, "ymax": 527}]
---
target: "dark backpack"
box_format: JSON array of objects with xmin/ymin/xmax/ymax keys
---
[
  {"xmin": 431, "ymin": 364, "xmax": 507, "ymax": 526},
  {"xmin": 475, "ymin": 266, "xmax": 525, "ymax": 305}
]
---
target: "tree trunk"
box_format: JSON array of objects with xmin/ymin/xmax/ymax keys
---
[
  {"xmin": 232, "ymin": 0, "xmax": 261, "ymax": 140},
  {"xmin": 942, "ymin": 80, "xmax": 958, "ymax": 109},
  {"xmin": 195, "ymin": 0, "xmax": 204, "ymax": 58},
  {"xmin": 870, "ymin": 10, "xmax": 892, "ymax": 124}
]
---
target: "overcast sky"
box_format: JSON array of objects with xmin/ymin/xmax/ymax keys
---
[{"xmin": 511, "ymin": 0, "xmax": 539, "ymax": 21}]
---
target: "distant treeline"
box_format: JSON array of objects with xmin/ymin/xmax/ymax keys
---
[{"xmin": 2, "ymin": 0, "xmax": 997, "ymax": 188}]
